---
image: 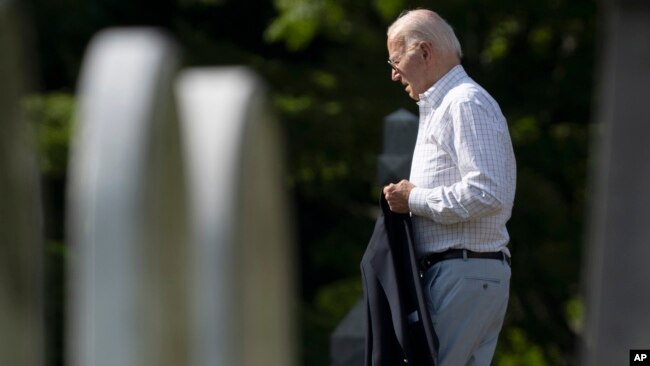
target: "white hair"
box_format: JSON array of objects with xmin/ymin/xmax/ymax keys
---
[{"xmin": 387, "ymin": 9, "xmax": 463, "ymax": 59}]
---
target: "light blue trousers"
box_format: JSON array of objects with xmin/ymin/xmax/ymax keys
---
[{"xmin": 422, "ymin": 253, "xmax": 511, "ymax": 366}]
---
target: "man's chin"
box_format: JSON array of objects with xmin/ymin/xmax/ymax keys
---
[{"xmin": 403, "ymin": 85, "xmax": 419, "ymax": 101}]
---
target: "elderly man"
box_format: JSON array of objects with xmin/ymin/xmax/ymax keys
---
[{"xmin": 383, "ymin": 9, "xmax": 517, "ymax": 366}]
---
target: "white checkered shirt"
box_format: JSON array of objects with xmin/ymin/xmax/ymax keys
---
[{"xmin": 408, "ymin": 65, "xmax": 516, "ymax": 256}]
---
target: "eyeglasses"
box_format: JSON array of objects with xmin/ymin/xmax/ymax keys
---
[{"xmin": 387, "ymin": 43, "xmax": 421, "ymax": 71}]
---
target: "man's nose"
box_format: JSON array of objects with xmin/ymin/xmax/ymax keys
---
[{"xmin": 391, "ymin": 68, "xmax": 400, "ymax": 81}]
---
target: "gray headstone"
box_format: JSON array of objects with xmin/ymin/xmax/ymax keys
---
[
  {"xmin": 176, "ymin": 68, "xmax": 297, "ymax": 366},
  {"xmin": 332, "ymin": 108, "xmax": 418, "ymax": 366},
  {"xmin": 330, "ymin": 299, "xmax": 365, "ymax": 366},
  {"xmin": 67, "ymin": 28, "xmax": 190, "ymax": 366},
  {"xmin": 582, "ymin": 1, "xmax": 650, "ymax": 365},
  {"xmin": 377, "ymin": 108, "xmax": 418, "ymax": 185},
  {"xmin": 0, "ymin": 2, "xmax": 45, "ymax": 365},
  {"xmin": 68, "ymin": 29, "xmax": 296, "ymax": 366},
  {"xmin": 382, "ymin": 108, "xmax": 419, "ymax": 154}
]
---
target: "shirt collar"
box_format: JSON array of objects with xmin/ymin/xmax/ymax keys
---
[{"xmin": 417, "ymin": 64, "xmax": 467, "ymax": 108}]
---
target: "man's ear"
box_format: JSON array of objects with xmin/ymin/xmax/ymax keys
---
[{"xmin": 420, "ymin": 41, "xmax": 435, "ymax": 63}]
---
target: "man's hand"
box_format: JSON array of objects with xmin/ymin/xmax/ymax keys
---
[{"xmin": 383, "ymin": 179, "xmax": 415, "ymax": 213}]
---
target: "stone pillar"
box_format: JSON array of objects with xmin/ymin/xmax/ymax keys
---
[
  {"xmin": 67, "ymin": 29, "xmax": 296, "ymax": 366},
  {"xmin": 176, "ymin": 68, "xmax": 297, "ymax": 366},
  {"xmin": 66, "ymin": 28, "xmax": 190, "ymax": 366},
  {"xmin": 377, "ymin": 108, "xmax": 419, "ymax": 185},
  {"xmin": 330, "ymin": 108, "xmax": 418, "ymax": 366},
  {"xmin": 582, "ymin": 0, "xmax": 650, "ymax": 364},
  {"xmin": 0, "ymin": 2, "xmax": 45, "ymax": 365},
  {"xmin": 330, "ymin": 299, "xmax": 365, "ymax": 366}
]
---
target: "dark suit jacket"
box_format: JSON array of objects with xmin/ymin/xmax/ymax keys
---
[{"xmin": 361, "ymin": 193, "xmax": 437, "ymax": 366}]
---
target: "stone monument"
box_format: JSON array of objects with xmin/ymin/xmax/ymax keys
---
[
  {"xmin": 67, "ymin": 28, "xmax": 296, "ymax": 366},
  {"xmin": 330, "ymin": 108, "xmax": 418, "ymax": 366},
  {"xmin": 582, "ymin": 0, "xmax": 650, "ymax": 364},
  {"xmin": 0, "ymin": 2, "xmax": 45, "ymax": 365}
]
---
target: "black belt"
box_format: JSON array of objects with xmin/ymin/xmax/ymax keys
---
[{"xmin": 419, "ymin": 249, "xmax": 511, "ymax": 272}]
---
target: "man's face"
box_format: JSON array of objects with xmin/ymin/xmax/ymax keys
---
[{"xmin": 387, "ymin": 38, "xmax": 427, "ymax": 101}]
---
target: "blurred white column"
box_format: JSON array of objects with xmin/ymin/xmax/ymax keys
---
[
  {"xmin": 176, "ymin": 68, "xmax": 297, "ymax": 366},
  {"xmin": 67, "ymin": 28, "xmax": 190, "ymax": 366},
  {"xmin": 0, "ymin": 2, "xmax": 45, "ymax": 365}
]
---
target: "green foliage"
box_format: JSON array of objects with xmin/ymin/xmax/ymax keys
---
[
  {"xmin": 265, "ymin": 0, "xmax": 347, "ymax": 50},
  {"xmin": 565, "ymin": 296, "xmax": 584, "ymax": 335},
  {"xmin": 23, "ymin": 93, "xmax": 75, "ymax": 177},
  {"xmin": 373, "ymin": 0, "xmax": 406, "ymax": 22},
  {"xmin": 495, "ymin": 327, "xmax": 548, "ymax": 366},
  {"xmin": 23, "ymin": 94, "xmax": 74, "ymax": 365},
  {"xmin": 303, "ymin": 276, "xmax": 362, "ymax": 366},
  {"xmin": 315, "ymin": 276, "xmax": 362, "ymax": 325},
  {"xmin": 510, "ymin": 115, "xmax": 540, "ymax": 144},
  {"xmin": 481, "ymin": 17, "xmax": 521, "ymax": 64}
]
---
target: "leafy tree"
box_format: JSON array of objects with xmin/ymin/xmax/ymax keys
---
[{"xmin": 23, "ymin": 93, "xmax": 74, "ymax": 366}]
